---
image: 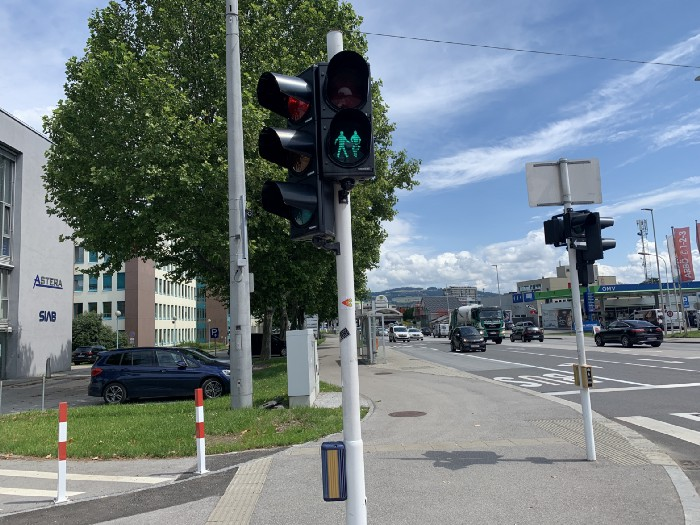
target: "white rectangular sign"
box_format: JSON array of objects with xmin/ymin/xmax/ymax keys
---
[{"xmin": 526, "ymin": 158, "xmax": 602, "ymax": 207}]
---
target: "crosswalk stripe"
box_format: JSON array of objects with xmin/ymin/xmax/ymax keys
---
[
  {"xmin": 617, "ymin": 416, "xmax": 700, "ymax": 446},
  {"xmin": 0, "ymin": 487, "xmax": 83, "ymax": 497},
  {"xmin": 0, "ymin": 469, "xmax": 175, "ymax": 484}
]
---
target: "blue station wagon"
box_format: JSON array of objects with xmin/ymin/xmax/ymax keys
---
[{"xmin": 89, "ymin": 347, "xmax": 231, "ymax": 404}]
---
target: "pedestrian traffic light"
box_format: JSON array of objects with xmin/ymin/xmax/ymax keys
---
[
  {"xmin": 583, "ymin": 213, "xmax": 616, "ymax": 261},
  {"xmin": 318, "ymin": 51, "xmax": 374, "ymax": 181},
  {"xmin": 576, "ymin": 250, "xmax": 594, "ymax": 287},
  {"xmin": 543, "ymin": 214, "xmax": 566, "ymax": 246},
  {"xmin": 257, "ymin": 65, "xmax": 335, "ymax": 241}
]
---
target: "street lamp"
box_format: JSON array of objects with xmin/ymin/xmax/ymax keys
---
[
  {"xmin": 207, "ymin": 318, "xmax": 212, "ymax": 349},
  {"xmin": 492, "ymin": 264, "xmax": 502, "ymax": 309},
  {"xmin": 172, "ymin": 315, "xmax": 177, "ymax": 346},
  {"xmin": 115, "ymin": 310, "xmax": 121, "ymax": 349},
  {"xmin": 639, "ymin": 251, "xmax": 671, "ymax": 336},
  {"xmin": 641, "ymin": 208, "xmax": 666, "ymax": 335}
]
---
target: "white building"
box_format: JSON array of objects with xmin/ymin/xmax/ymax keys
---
[{"xmin": 0, "ymin": 109, "xmax": 74, "ymax": 379}]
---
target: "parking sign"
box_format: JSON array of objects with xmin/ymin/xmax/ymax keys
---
[{"xmin": 210, "ymin": 327, "xmax": 219, "ymax": 339}]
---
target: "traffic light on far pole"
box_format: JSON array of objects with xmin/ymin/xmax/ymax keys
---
[
  {"xmin": 257, "ymin": 66, "xmax": 335, "ymax": 241},
  {"xmin": 583, "ymin": 213, "xmax": 615, "ymax": 261},
  {"xmin": 319, "ymin": 51, "xmax": 374, "ymax": 180}
]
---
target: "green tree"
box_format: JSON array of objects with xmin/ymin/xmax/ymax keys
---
[
  {"xmin": 72, "ymin": 312, "xmax": 127, "ymax": 349},
  {"xmin": 43, "ymin": 0, "xmax": 419, "ymax": 333}
]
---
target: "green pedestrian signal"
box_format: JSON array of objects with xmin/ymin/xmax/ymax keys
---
[{"xmin": 319, "ymin": 51, "xmax": 374, "ymax": 180}]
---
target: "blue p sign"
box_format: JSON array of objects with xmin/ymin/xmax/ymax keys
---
[{"xmin": 210, "ymin": 327, "xmax": 219, "ymax": 339}]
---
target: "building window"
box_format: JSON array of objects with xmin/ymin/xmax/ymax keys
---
[
  {"xmin": 88, "ymin": 302, "xmax": 98, "ymax": 313},
  {"xmin": 74, "ymin": 274, "xmax": 84, "ymax": 292},
  {"xmin": 0, "ymin": 152, "xmax": 14, "ymax": 260},
  {"xmin": 73, "ymin": 303, "xmax": 83, "ymax": 316},
  {"xmin": 103, "ymin": 273, "xmax": 112, "ymax": 291},
  {"xmin": 89, "ymin": 275, "xmax": 98, "ymax": 292},
  {"xmin": 117, "ymin": 272, "xmax": 125, "ymax": 290},
  {"xmin": 117, "ymin": 301, "xmax": 125, "ymax": 317},
  {"xmin": 74, "ymin": 246, "xmax": 84, "ymax": 264},
  {"xmin": 0, "ymin": 269, "xmax": 8, "ymax": 320},
  {"xmin": 88, "ymin": 251, "xmax": 98, "ymax": 263},
  {"xmin": 103, "ymin": 301, "xmax": 112, "ymax": 319}
]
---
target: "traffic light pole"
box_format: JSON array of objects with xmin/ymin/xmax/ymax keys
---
[
  {"xmin": 226, "ymin": 0, "xmax": 253, "ymax": 408},
  {"xmin": 328, "ymin": 31, "xmax": 368, "ymax": 525},
  {"xmin": 559, "ymin": 159, "xmax": 596, "ymax": 461}
]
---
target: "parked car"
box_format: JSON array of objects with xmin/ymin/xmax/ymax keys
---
[
  {"xmin": 594, "ymin": 320, "xmax": 663, "ymax": 348},
  {"xmin": 72, "ymin": 345, "xmax": 107, "ymax": 365},
  {"xmin": 420, "ymin": 327, "xmax": 432, "ymax": 336},
  {"xmin": 510, "ymin": 322, "xmax": 544, "ymax": 342},
  {"xmin": 89, "ymin": 347, "xmax": 231, "ymax": 404},
  {"xmin": 389, "ymin": 325, "xmax": 410, "ymax": 343},
  {"xmin": 229, "ymin": 334, "xmax": 287, "ymax": 357},
  {"xmin": 450, "ymin": 326, "xmax": 486, "ymax": 352},
  {"xmin": 408, "ymin": 327, "xmax": 423, "ymax": 341}
]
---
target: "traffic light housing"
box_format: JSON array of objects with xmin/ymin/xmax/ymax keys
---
[
  {"xmin": 257, "ymin": 66, "xmax": 335, "ymax": 241},
  {"xmin": 576, "ymin": 250, "xmax": 594, "ymax": 287},
  {"xmin": 318, "ymin": 51, "xmax": 374, "ymax": 181},
  {"xmin": 583, "ymin": 213, "xmax": 615, "ymax": 261},
  {"xmin": 543, "ymin": 215, "xmax": 566, "ymax": 246}
]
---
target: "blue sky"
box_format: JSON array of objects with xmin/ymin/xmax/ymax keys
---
[{"xmin": 2, "ymin": 1, "xmax": 700, "ymax": 295}]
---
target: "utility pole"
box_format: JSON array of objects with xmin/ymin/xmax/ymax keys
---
[{"xmin": 225, "ymin": 0, "xmax": 252, "ymax": 408}]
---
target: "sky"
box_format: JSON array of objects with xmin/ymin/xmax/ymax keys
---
[{"xmin": 2, "ymin": 1, "xmax": 700, "ymax": 296}]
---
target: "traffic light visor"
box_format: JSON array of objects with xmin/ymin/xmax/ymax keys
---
[
  {"xmin": 326, "ymin": 109, "xmax": 372, "ymax": 168},
  {"xmin": 257, "ymin": 72, "xmax": 312, "ymax": 122},
  {"xmin": 325, "ymin": 51, "xmax": 369, "ymax": 110},
  {"xmin": 261, "ymin": 180, "xmax": 317, "ymax": 226},
  {"xmin": 258, "ymin": 127, "xmax": 313, "ymax": 173}
]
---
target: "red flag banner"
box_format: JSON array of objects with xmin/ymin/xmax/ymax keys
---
[
  {"xmin": 672, "ymin": 227, "xmax": 695, "ymax": 282},
  {"xmin": 696, "ymin": 222, "xmax": 700, "ymax": 256}
]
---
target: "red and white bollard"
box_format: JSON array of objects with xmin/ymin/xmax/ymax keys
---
[
  {"xmin": 55, "ymin": 402, "xmax": 68, "ymax": 503},
  {"xmin": 195, "ymin": 388, "xmax": 208, "ymax": 474}
]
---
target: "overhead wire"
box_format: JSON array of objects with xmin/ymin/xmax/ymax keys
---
[{"xmin": 360, "ymin": 31, "xmax": 700, "ymax": 70}]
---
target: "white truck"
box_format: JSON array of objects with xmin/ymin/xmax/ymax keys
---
[
  {"xmin": 432, "ymin": 323, "xmax": 450, "ymax": 338},
  {"xmin": 450, "ymin": 304, "xmax": 504, "ymax": 344}
]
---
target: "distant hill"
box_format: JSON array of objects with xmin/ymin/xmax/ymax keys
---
[{"xmin": 371, "ymin": 287, "xmax": 496, "ymax": 307}]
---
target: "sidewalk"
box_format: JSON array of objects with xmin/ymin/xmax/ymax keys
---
[
  {"xmin": 2, "ymin": 335, "xmax": 699, "ymax": 524},
  {"xmin": 233, "ymin": 334, "xmax": 699, "ymax": 525}
]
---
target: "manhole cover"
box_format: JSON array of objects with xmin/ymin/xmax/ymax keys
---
[
  {"xmin": 388, "ymin": 411, "xmax": 426, "ymax": 418},
  {"xmin": 374, "ymin": 372, "xmax": 392, "ymax": 375}
]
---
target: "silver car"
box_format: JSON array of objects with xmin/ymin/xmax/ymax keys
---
[
  {"xmin": 407, "ymin": 327, "xmax": 423, "ymax": 341},
  {"xmin": 389, "ymin": 326, "xmax": 410, "ymax": 343}
]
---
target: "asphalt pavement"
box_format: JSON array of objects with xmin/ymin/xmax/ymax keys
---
[{"xmin": 1, "ymin": 334, "xmax": 699, "ymax": 524}]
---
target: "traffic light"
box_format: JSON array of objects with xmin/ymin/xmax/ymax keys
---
[
  {"xmin": 576, "ymin": 250, "xmax": 594, "ymax": 287},
  {"xmin": 318, "ymin": 51, "xmax": 374, "ymax": 181},
  {"xmin": 583, "ymin": 213, "xmax": 616, "ymax": 261},
  {"xmin": 563, "ymin": 210, "xmax": 590, "ymax": 248},
  {"xmin": 257, "ymin": 65, "xmax": 335, "ymax": 241},
  {"xmin": 543, "ymin": 214, "xmax": 566, "ymax": 246}
]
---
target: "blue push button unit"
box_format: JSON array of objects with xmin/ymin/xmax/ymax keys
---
[{"xmin": 321, "ymin": 441, "xmax": 347, "ymax": 501}]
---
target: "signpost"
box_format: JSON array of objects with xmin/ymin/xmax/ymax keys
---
[{"xmin": 526, "ymin": 158, "xmax": 600, "ymax": 462}]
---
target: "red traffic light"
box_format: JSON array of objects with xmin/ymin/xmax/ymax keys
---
[
  {"xmin": 257, "ymin": 72, "xmax": 313, "ymax": 122},
  {"xmin": 325, "ymin": 51, "xmax": 370, "ymax": 110}
]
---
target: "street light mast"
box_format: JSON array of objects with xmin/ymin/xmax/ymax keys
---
[{"xmin": 642, "ymin": 208, "xmax": 666, "ymax": 336}]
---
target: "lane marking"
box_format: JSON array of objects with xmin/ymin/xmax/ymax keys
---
[
  {"xmin": 617, "ymin": 416, "xmax": 700, "ymax": 446},
  {"xmin": 0, "ymin": 487, "xmax": 83, "ymax": 497},
  {"xmin": 671, "ymin": 412, "xmax": 700, "ymax": 422},
  {"xmin": 638, "ymin": 359, "xmax": 684, "ymax": 364},
  {"xmin": 550, "ymin": 382, "xmax": 700, "ymax": 396},
  {"xmin": 0, "ymin": 469, "xmax": 175, "ymax": 484}
]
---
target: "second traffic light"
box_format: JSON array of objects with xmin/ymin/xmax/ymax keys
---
[
  {"xmin": 318, "ymin": 51, "xmax": 374, "ymax": 181},
  {"xmin": 257, "ymin": 65, "xmax": 335, "ymax": 241}
]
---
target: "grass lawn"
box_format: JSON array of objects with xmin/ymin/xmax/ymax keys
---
[{"xmin": 0, "ymin": 360, "xmax": 351, "ymax": 459}]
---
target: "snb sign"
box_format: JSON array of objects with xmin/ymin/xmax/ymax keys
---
[{"xmin": 39, "ymin": 311, "xmax": 57, "ymax": 322}]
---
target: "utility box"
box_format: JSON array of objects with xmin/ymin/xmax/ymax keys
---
[
  {"xmin": 573, "ymin": 364, "xmax": 593, "ymax": 388},
  {"xmin": 287, "ymin": 329, "xmax": 319, "ymax": 407}
]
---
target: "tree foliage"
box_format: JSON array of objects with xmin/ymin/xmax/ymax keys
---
[
  {"xmin": 43, "ymin": 0, "xmax": 420, "ymax": 326},
  {"xmin": 72, "ymin": 312, "xmax": 127, "ymax": 350}
]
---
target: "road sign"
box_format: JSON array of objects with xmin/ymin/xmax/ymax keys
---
[
  {"xmin": 526, "ymin": 158, "xmax": 602, "ymax": 207},
  {"xmin": 666, "ymin": 310, "xmax": 673, "ymax": 317},
  {"xmin": 210, "ymin": 327, "xmax": 219, "ymax": 339}
]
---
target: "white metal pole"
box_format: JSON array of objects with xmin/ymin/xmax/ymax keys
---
[
  {"xmin": 226, "ymin": 0, "xmax": 253, "ymax": 408},
  {"xmin": 559, "ymin": 159, "xmax": 596, "ymax": 461},
  {"xmin": 642, "ymin": 209, "xmax": 666, "ymax": 336},
  {"xmin": 328, "ymin": 30, "xmax": 368, "ymax": 525}
]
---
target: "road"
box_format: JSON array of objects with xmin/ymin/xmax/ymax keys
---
[{"xmin": 387, "ymin": 333, "xmax": 700, "ymax": 494}]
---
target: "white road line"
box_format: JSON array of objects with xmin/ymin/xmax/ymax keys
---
[
  {"xmin": 672, "ymin": 412, "xmax": 700, "ymax": 422},
  {"xmin": 0, "ymin": 469, "xmax": 175, "ymax": 484},
  {"xmin": 0, "ymin": 487, "xmax": 83, "ymax": 497},
  {"xmin": 617, "ymin": 416, "xmax": 700, "ymax": 446},
  {"xmin": 550, "ymin": 382, "xmax": 700, "ymax": 396},
  {"xmin": 638, "ymin": 359, "xmax": 684, "ymax": 364}
]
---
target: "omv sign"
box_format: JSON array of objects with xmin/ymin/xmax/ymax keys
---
[{"xmin": 512, "ymin": 292, "xmax": 536, "ymax": 303}]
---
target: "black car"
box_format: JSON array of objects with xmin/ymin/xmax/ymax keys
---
[
  {"xmin": 594, "ymin": 320, "xmax": 663, "ymax": 348},
  {"xmin": 251, "ymin": 333, "xmax": 287, "ymax": 357},
  {"xmin": 72, "ymin": 345, "xmax": 107, "ymax": 365},
  {"xmin": 510, "ymin": 322, "xmax": 544, "ymax": 343},
  {"xmin": 420, "ymin": 327, "xmax": 432, "ymax": 336},
  {"xmin": 450, "ymin": 326, "xmax": 486, "ymax": 352}
]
